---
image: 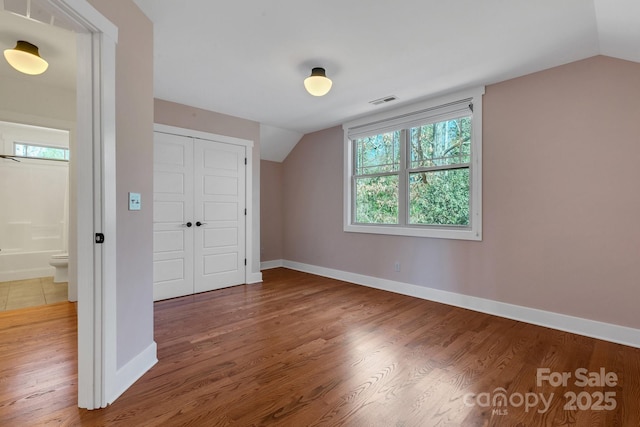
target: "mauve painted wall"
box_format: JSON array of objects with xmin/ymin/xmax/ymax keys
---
[
  {"xmin": 260, "ymin": 160, "xmax": 283, "ymax": 261},
  {"xmin": 89, "ymin": 0, "xmax": 155, "ymax": 368},
  {"xmin": 155, "ymin": 99, "xmax": 260, "ymax": 143},
  {"xmin": 281, "ymin": 56, "xmax": 640, "ymax": 329},
  {"xmin": 154, "ymin": 99, "xmax": 262, "ymax": 278}
]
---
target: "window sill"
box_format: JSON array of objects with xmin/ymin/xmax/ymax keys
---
[{"xmin": 344, "ymin": 223, "xmax": 482, "ymax": 241}]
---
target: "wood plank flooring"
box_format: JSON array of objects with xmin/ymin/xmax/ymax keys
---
[{"xmin": 1, "ymin": 268, "xmax": 639, "ymax": 426}]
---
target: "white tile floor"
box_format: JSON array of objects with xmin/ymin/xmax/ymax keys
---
[{"xmin": 0, "ymin": 277, "xmax": 68, "ymax": 311}]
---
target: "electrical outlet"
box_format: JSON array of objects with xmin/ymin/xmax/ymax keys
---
[{"xmin": 394, "ymin": 262, "xmax": 400, "ymax": 272}]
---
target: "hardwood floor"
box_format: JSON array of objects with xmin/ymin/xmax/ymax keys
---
[
  {"xmin": 0, "ymin": 300, "xmax": 77, "ymax": 425},
  {"xmin": 1, "ymin": 268, "xmax": 639, "ymax": 426}
]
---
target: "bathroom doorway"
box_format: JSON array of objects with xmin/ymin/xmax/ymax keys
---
[
  {"xmin": 0, "ymin": 0, "xmax": 118, "ymax": 410},
  {"xmin": 0, "ymin": 0, "xmax": 78, "ymax": 309},
  {"xmin": 0, "ymin": 121, "xmax": 71, "ymax": 310}
]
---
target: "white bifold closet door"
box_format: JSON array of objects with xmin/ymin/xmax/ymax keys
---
[{"xmin": 153, "ymin": 131, "xmax": 246, "ymax": 301}]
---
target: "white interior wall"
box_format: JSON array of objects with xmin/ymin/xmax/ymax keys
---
[{"xmin": 0, "ymin": 121, "xmax": 69, "ymax": 253}]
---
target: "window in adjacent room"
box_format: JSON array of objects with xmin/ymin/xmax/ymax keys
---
[
  {"xmin": 14, "ymin": 142, "xmax": 70, "ymax": 161},
  {"xmin": 343, "ymin": 87, "xmax": 483, "ymax": 240}
]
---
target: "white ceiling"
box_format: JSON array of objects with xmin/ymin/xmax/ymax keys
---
[
  {"xmin": 133, "ymin": 0, "xmax": 639, "ymax": 140},
  {"xmin": 2, "ymin": 1, "xmax": 638, "ymax": 162},
  {"xmin": 0, "ymin": 2, "xmax": 77, "ymax": 92}
]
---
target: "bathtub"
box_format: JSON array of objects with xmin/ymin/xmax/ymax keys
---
[{"xmin": 0, "ymin": 249, "xmax": 59, "ymax": 282}]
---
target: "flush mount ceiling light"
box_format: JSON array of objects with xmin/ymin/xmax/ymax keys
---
[
  {"xmin": 304, "ymin": 67, "xmax": 332, "ymax": 96},
  {"xmin": 4, "ymin": 40, "xmax": 49, "ymax": 75}
]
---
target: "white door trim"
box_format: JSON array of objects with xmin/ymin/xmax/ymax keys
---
[
  {"xmin": 49, "ymin": 0, "xmax": 118, "ymax": 409},
  {"xmin": 154, "ymin": 123, "xmax": 255, "ymax": 286},
  {"xmin": 154, "ymin": 123, "xmax": 255, "ymax": 149}
]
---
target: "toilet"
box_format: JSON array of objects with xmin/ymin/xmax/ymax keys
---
[{"xmin": 49, "ymin": 253, "xmax": 69, "ymax": 283}]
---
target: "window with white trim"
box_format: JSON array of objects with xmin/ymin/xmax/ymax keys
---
[
  {"xmin": 14, "ymin": 142, "xmax": 70, "ymax": 161},
  {"xmin": 344, "ymin": 88, "xmax": 483, "ymax": 240}
]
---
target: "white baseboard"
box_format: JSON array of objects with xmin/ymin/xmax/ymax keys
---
[
  {"xmin": 109, "ymin": 341, "xmax": 158, "ymax": 405},
  {"xmin": 260, "ymin": 259, "xmax": 284, "ymax": 270},
  {"xmin": 0, "ymin": 267, "xmax": 54, "ymax": 282},
  {"xmin": 282, "ymin": 260, "xmax": 640, "ymax": 349}
]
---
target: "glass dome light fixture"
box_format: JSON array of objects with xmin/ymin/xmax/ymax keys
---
[
  {"xmin": 304, "ymin": 67, "xmax": 332, "ymax": 96},
  {"xmin": 4, "ymin": 40, "xmax": 49, "ymax": 75}
]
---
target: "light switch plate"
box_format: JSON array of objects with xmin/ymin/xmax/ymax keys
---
[{"xmin": 128, "ymin": 192, "xmax": 141, "ymax": 211}]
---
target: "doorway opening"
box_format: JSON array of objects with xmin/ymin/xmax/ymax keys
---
[
  {"xmin": 0, "ymin": 0, "xmax": 118, "ymax": 409},
  {"xmin": 0, "ymin": 121, "xmax": 71, "ymax": 310}
]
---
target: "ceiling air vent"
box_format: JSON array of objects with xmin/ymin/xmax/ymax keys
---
[{"xmin": 369, "ymin": 95, "xmax": 398, "ymax": 106}]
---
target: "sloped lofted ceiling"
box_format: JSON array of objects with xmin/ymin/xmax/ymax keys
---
[{"xmin": 132, "ymin": 0, "xmax": 639, "ymax": 161}]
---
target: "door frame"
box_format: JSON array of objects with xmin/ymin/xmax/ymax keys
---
[
  {"xmin": 154, "ymin": 123, "xmax": 255, "ymax": 287},
  {"xmin": 49, "ymin": 0, "xmax": 118, "ymax": 409}
]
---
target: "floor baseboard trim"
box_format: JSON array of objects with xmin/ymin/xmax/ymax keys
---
[
  {"xmin": 109, "ymin": 341, "xmax": 158, "ymax": 405},
  {"xmin": 282, "ymin": 260, "xmax": 640, "ymax": 349},
  {"xmin": 261, "ymin": 259, "xmax": 284, "ymax": 270},
  {"xmin": 0, "ymin": 267, "xmax": 54, "ymax": 282}
]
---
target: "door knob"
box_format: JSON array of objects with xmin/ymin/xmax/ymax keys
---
[
  {"xmin": 196, "ymin": 221, "xmax": 207, "ymax": 227},
  {"xmin": 182, "ymin": 222, "xmax": 192, "ymax": 227}
]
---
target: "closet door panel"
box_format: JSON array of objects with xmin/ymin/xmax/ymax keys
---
[
  {"xmin": 204, "ymin": 228, "xmax": 238, "ymax": 248},
  {"xmin": 152, "ymin": 132, "xmax": 194, "ymax": 301},
  {"xmin": 193, "ymin": 140, "xmax": 246, "ymax": 293},
  {"xmin": 203, "ymin": 253, "xmax": 237, "ymax": 275},
  {"xmin": 153, "ymin": 130, "xmax": 247, "ymax": 300}
]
